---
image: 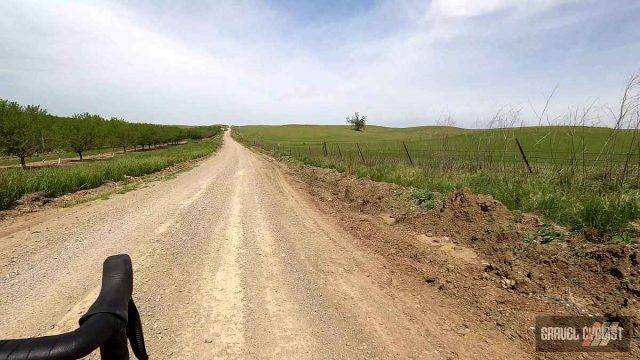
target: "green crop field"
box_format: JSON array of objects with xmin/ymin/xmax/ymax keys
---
[
  {"xmin": 234, "ymin": 124, "xmax": 640, "ymax": 239},
  {"xmin": 0, "ymin": 134, "xmax": 222, "ymax": 210}
]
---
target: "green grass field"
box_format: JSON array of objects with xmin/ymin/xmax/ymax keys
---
[
  {"xmin": 237, "ymin": 125, "xmax": 468, "ymax": 142},
  {"xmin": 235, "ymin": 124, "xmax": 639, "ymax": 163},
  {"xmin": 0, "ymin": 135, "xmax": 223, "ymax": 210},
  {"xmin": 234, "ymin": 124, "xmax": 640, "ymax": 239}
]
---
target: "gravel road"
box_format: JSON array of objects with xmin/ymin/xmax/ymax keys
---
[{"xmin": 0, "ymin": 131, "xmax": 525, "ymax": 359}]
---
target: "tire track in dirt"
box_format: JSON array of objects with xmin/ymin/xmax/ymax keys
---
[{"xmin": 204, "ymin": 169, "xmax": 246, "ymax": 358}]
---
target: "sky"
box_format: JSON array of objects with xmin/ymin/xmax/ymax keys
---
[{"xmin": 0, "ymin": 0, "xmax": 639, "ymax": 127}]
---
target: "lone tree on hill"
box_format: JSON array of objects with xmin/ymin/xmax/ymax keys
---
[{"xmin": 346, "ymin": 112, "xmax": 367, "ymax": 131}]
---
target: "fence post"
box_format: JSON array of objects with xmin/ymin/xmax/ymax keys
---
[
  {"xmin": 515, "ymin": 138, "xmax": 533, "ymax": 173},
  {"xmin": 622, "ymin": 151, "xmax": 632, "ymax": 185},
  {"xmin": 637, "ymin": 143, "xmax": 640, "ymax": 183},
  {"xmin": 322, "ymin": 142, "xmax": 328, "ymax": 157},
  {"xmin": 402, "ymin": 141, "xmax": 414, "ymax": 166},
  {"xmin": 356, "ymin": 143, "xmax": 365, "ymax": 164},
  {"xmin": 337, "ymin": 144, "xmax": 343, "ymax": 160}
]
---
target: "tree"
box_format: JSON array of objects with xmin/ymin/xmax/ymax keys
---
[
  {"xmin": 109, "ymin": 117, "xmax": 134, "ymax": 152},
  {"xmin": 135, "ymin": 124, "xmax": 154, "ymax": 150},
  {"xmin": 0, "ymin": 100, "xmax": 46, "ymax": 168},
  {"xmin": 1, "ymin": 98, "xmax": 223, "ymax": 164},
  {"xmin": 346, "ymin": 112, "xmax": 367, "ymax": 131},
  {"xmin": 66, "ymin": 113, "xmax": 100, "ymax": 160}
]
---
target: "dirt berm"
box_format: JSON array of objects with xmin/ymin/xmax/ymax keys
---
[{"xmin": 267, "ymin": 153, "xmax": 640, "ymax": 356}]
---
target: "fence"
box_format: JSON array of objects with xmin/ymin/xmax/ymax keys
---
[{"xmin": 248, "ymin": 137, "xmax": 640, "ymax": 183}]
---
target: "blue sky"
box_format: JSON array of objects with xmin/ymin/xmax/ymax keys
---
[{"xmin": 0, "ymin": 0, "xmax": 639, "ymax": 127}]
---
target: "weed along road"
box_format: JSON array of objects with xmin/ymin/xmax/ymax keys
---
[{"xmin": 0, "ymin": 131, "xmax": 527, "ymax": 359}]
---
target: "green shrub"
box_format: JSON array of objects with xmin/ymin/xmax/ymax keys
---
[
  {"xmin": 578, "ymin": 195, "xmax": 640, "ymax": 235},
  {"xmin": 410, "ymin": 189, "xmax": 441, "ymax": 209}
]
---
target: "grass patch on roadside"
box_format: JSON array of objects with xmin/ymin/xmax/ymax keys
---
[
  {"xmin": 0, "ymin": 135, "xmax": 222, "ymax": 210},
  {"xmin": 116, "ymin": 183, "xmax": 140, "ymax": 195},
  {"xmin": 300, "ymin": 158, "xmax": 640, "ymax": 237},
  {"xmin": 62, "ymin": 183, "xmax": 144, "ymax": 208}
]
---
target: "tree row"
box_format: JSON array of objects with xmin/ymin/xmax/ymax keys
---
[{"xmin": 0, "ymin": 99, "xmax": 221, "ymax": 167}]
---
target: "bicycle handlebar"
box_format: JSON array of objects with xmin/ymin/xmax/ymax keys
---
[{"xmin": 0, "ymin": 254, "xmax": 149, "ymax": 360}]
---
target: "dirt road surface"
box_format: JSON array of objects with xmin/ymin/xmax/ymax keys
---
[{"xmin": 0, "ymin": 132, "xmax": 528, "ymax": 359}]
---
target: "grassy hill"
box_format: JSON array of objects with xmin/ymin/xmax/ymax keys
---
[
  {"xmin": 235, "ymin": 125, "xmax": 469, "ymax": 143},
  {"xmin": 235, "ymin": 124, "xmax": 637, "ymax": 156},
  {"xmin": 236, "ymin": 124, "xmax": 640, "ymax": 167},
  {"xmin": 234, "ymin": 124, "xmax": 640, "ymax": 238}
]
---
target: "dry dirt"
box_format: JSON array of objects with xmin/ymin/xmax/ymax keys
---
[
  {"xmin": 243, "ymin": 141, "xmax": 640, "ymax": 359},
  {"xmin": 0, "ymin": 131, "xmax": 636, "ymax": 358}
]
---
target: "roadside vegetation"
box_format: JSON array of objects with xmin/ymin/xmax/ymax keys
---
[
  {"xmin": 0, "ymin": 135, "xmax": 222, "ymax": 210},
  {"xmin": 0, "ymin": 99, "xmax": 220, "ymax": 167},
  {"xmin": 0, "ymin": 99, "xmax": 223, "ymax": 210},
  {"xmin": 234, "ymin": 74, "xmax": 640, "ymax": 240}
]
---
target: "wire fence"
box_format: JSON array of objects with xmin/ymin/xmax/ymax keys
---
[{"xmin": 248, "ymin": 137, "xmax": 640, "ymax": 183}]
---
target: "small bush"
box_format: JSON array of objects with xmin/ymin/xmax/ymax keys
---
[{"xmin": 410, "ymin": 189, "xmax": 441, "ymax": 209}]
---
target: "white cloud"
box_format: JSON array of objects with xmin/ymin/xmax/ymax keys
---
[
  {"xmin": 429, "ymin": 0, "xmax": 580, "ymax": 19},
  {"xmin": 430, "ymin": 0, "xmax": 514, "ymax": 18},
  {"xmin": 0, "ymin": 0, "xmax": 637, "ymax": 127}
]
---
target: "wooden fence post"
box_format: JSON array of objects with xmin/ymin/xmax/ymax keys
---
[
  {"xmin": 402, "ymin": 141, "xmax": 414, "ymax": 166},
  {"xmin": 622, "ymin": 150, "xmax": 632, "ymax": 184},
  {"xmin": 637, "ymin": 143, "xmax": 640, "ymax": 182},
  {"xmin": 356, "ymin": 143, "xmax": 365, "ymax": 164},
  {"xmin": 515, "ymin": 138, "xmax": 533, "ymax": 173},
  {"xmin": 322, "ymin": 142, "xmax": 328, "ymax": 157}
]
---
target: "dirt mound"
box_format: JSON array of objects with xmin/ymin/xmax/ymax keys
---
[
  {"xmin": 14, "ymin": 192, "xmax": 53, "ymax": 211},
  {"xmin": 285, "ymin": 160, "xmax": 640, "ymax": 351}
]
